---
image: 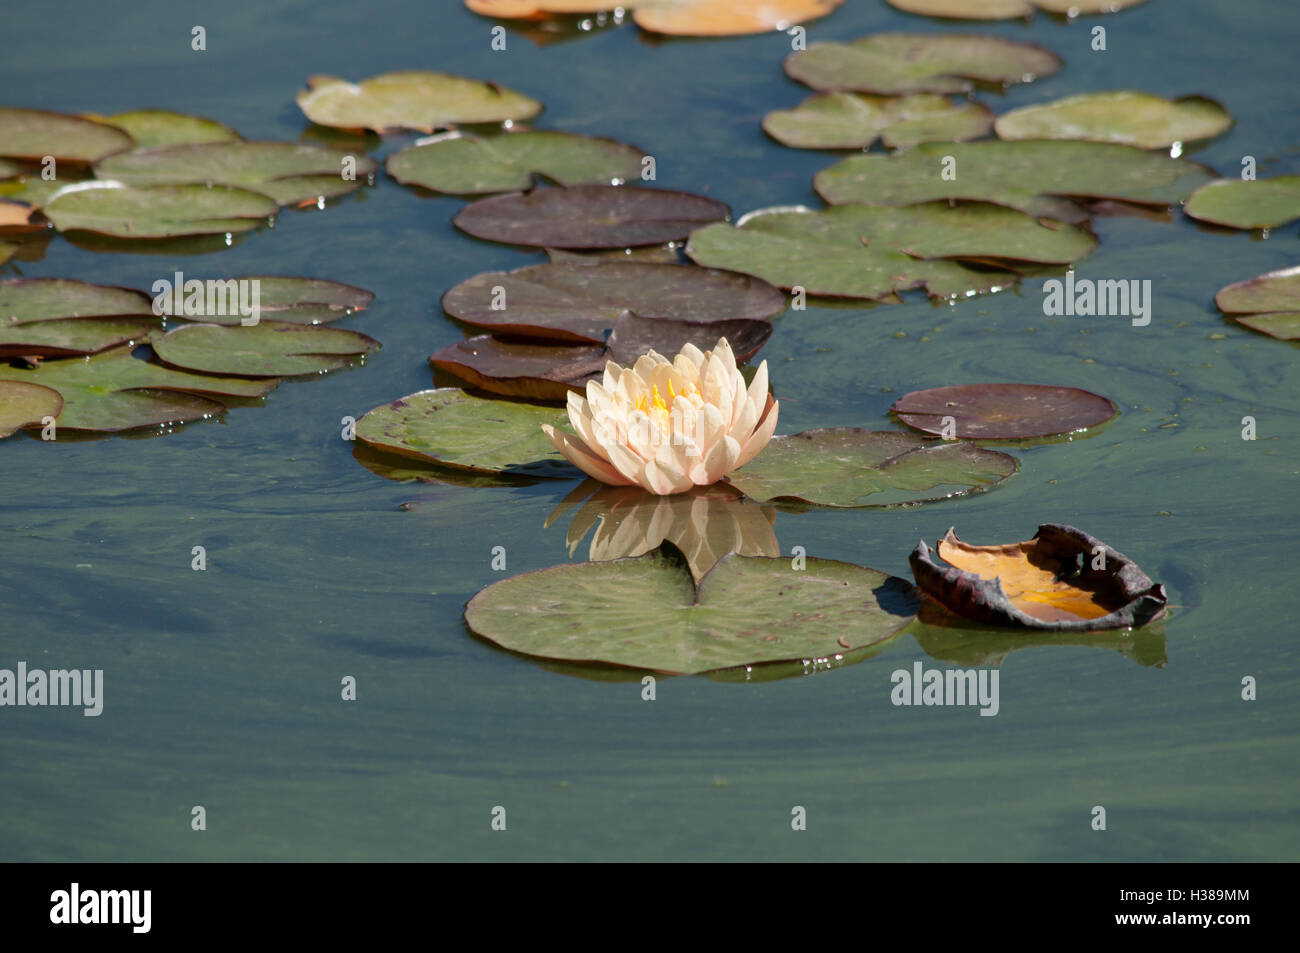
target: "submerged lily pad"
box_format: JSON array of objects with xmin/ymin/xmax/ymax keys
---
[
  {"xmin": 465, "ymin": 543, "xmax": 917, "ymax": 675},
  {"xmin": 815, "ymin": 141, "xmax": 1216, "ymax": 223},
  {"xmin": 103, "ymin": 110, "xmax": 241, "ymax": 148},
  {"xmin": 355, "ymin": 388, "xmax": 573, "ymax": 476},
  {"xmin": 0, "ymin": 107, "xmax": 135, "ymax": 163},
  {"xmin": 549, "ymin": 481, "xmax": 779, "ymax": 584},
  {"xmin": 43, "ymin": 182, "xmax": 277, "ymax": 238},
  {"xmin": 153, "ymin": 321, "xmax": 379, "ymax": 377},
  {"xmin": 892, "ymin": 383, "xmax": 1118, "ymax": 438},
  {"xmin": 995, "ymin": 92, "xmax": 1233, "ymax": 150},
  {"xmin": 296, "ymin": 71, "xmax": 542, "ymax": 133},
  {"xmin": 0, "ymin": 345, "xmax": 275, "ymax": 432},
  {"xmin": 1216, "ymin": 265, "xmax": 1300, "ymax": 340},
  {"xmin": 0, "ymin": 316, "xmax": 159, "ymax": 357},
  {"xmin": 764, "ymin": 92, "xmax": 992, "ymax": 150},
  {"xmin": 0, "ymin": 278, "xmax": 154, "ymax": 324},
  {"xmin": 886, "ymin": 0, "xmax": 1147, "ymax": 17},
  {"xmin": 387, "ymin": 131, "xmax": 646, "ymax": 195},
  {"xmin": 726, "ymin": 428, "xmax": 1017, "ymax": 508},
  {"xmin": 94, "ymin": 141, "xmax": 376, "ymax": 206},
  {"xmin": 441, "ymin": 259, "xmax": 784, "ymax": 342},
  {"xmin": 454, "ymin": 185, "xmax": 729, "ymax": 249},
  {"xmin": 909, "ymin": 524, "xmax": 1167, "ymax": 631},
  {"xmin": 1184, "ymin": 177, "xmax": 1300, "ymax": 230},
  {"xmin": 0, "ymin": 380, "xmax": 63, "ymax": 438},
  {"xmin": 686, "ymin": 203, "xmax": 1092, "ymax": 301},
  {"xmin": 785, "ymin": 33, "xmax": 1061, "ymax": 96}
]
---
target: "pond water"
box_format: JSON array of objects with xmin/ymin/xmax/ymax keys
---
[{"xmin": 2, "ymin": 0, "xmax": 1297, "ymax": 861}]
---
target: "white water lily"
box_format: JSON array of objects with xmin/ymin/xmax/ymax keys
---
[{"xmin": 541, "ymin": 337, "xmax": 778, "ymax": 495}]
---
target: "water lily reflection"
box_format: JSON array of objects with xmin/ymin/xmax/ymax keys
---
[{"xmin": 545, "ymin": 479, "xmax": 779, "ymax": 582}]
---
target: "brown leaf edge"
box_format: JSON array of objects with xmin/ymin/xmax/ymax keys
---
[{"xmin": 908, "ymin": 523, "xmax": 1168, "ymax": 631}]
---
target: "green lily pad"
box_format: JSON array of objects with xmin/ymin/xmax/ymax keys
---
[
  {"xmin": 995, "ymin": 92, "xmax": 1233, "ymax": 150},
  {"xmin": 152, "ymin": 321, "xmax": 379, "ymax": 377},
  {"xmin": 815, "ymin": 141, "xmax": 1216, "ymax": 223},
  {"xmin": 43, "ymin": 182, "xmax": 278, "ymax": 238},
  {"xmin": 0, "ymin": 107, "xmax": 135, "ymax": 163},
  {"xmin": 387, "ymin": 130, "xmax": 646, "ymax": 195},
  {"xmin": 0, "ymin": 316, "xmax": 160, "ymax": 357},
  {"xmin": 94, "ymin": 141, "xmax": 377, "ymax": 206},
  {"xmin": 685, "ymin": 203, "xmax": 1093, "ymax": 301},
  {"xmin": 784, "ymin": 33, "xmax": 1061, "ymax": 96},
  {"xmin": 1216, "ymin": 265, "xmax": 1300, "ymax": 340},
  {"xmin": 441, "ymin": 259, "xmax": 785, "ymax": 343},
  {"xmin": 726, "ymin": 428, "xmax": 1017, "ymax": 508},
  {"xmin": 156, "ymin": 275, "xmax": 374, "ymax": 326},
  {"xmin": 0, "ymin": 381, "xmax": 63, "ymax": 438},
  {"xmin": 464, "ymin": 543, "xmax": 918, "ymax": 675},
  {"xmin": 0, "ymin": 277, "xmax": 154, "ymax": 325},
  {"xmin": 296, "ymin": 70, "xmax": 543, "ymax": 133},
  {"xmin": 354, "ymin": 387, "xmax": 574, "ymax": 476},
  {"xmin": 885, "ymin": 0, "xmax": 1147, "ymax": 17},
  {"xmin": 0, "ymin": 346, "xmax": 276, "ymax": 432},
  {"xmin": 764, "ymin": 92, "xmax": 993, "ymax": 150},
  {"xmin": 454, "ymin": 185, "xmax": 729, "ymax": 249},
  {"xmin": 891, "ymin": 383, "xmax": 1118, "ymax": 438},
  {"xmin": 103, "ymin": 110, "xmax": 242, "ymax": 148},
  {"xmin": 1184, "ymin": 177, "xmax": 1300, "ymax": 230}
]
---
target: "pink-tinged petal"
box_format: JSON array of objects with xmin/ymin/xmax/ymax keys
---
[
  {"xmin": 605, "ymin": 440, "xmax": 652, "ymax": 489},
  {"xmin": 735, "ymin": 396, "xmax": 778, "ymax": 468},
  {"xmin": 699, "ymin": 433, "xmax": 742, "ymax": 485},
  {"xmin": 542, "ymin": 424, "xmax": 633, "ymax": 486}
]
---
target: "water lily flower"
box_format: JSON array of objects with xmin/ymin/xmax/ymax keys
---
[{"xmin": 541, "ymin": 337, "xmax": 778, "ymax": 495}]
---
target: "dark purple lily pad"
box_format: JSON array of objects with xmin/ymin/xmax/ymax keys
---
[
  {"xmin": 430, "ymin": 336, "xmax": 607, "ymax": 402},
  {"xmin": 892, "ymin": 383, "xmax": 1118, "ymax": 439},
  {"xmin": 440, "ymin": 260, "xmax": 785, "ymax": 343},
  {"xmin": 606, "ymin": 311, "xmax": 771, "ymax": 366},
  {"xmin": 909, "ymin": 524, "xmax": 1168, "ymax": 631},
  {"xmin": 452, "ymin": 185, "xmax": 729, "ymax": 249}
]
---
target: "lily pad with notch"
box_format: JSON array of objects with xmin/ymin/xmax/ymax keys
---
[
  {"xmin": 764, "ymin": 92, "xmax": 993, "ymax": 150},
  {"xmin": 464, "ymin": 542, "xmax": 917, "ymax": 675}
]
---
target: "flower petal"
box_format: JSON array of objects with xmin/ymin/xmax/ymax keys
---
[{"xmin": 542, "ymin": 424, "xmax": 633, "ymax": 486}]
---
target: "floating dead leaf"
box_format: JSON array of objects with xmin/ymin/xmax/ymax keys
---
[
  {"xmin": 909, "ymin": 524, "xmax": 1167, "ymax": 630},
  {"xmin": 891, "ymin": 382, "xmax": 1118, "ymax": 438}
]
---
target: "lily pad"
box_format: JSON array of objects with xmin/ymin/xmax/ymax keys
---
[
  {"xmin": 441, "ymin": 259, "xmax": 785, "ymax": 342},
  {"xmin": 296, "ymin": 71, "xmax": 542, "ymax": 133},
  {"xmin": 1184, "ymin": 177, "xmax": 1300, "ymax": 230},
  {"xmin": 43, "ymin": 182, "xmax": 277, "ymax": 238},
  {"xmin": 466, "ymin": 543, "xmax": 916, "ymax": 674},
  {"xmin": 1215, "ymin": 265, "xmax": 1300, "ymax": 340},
  {"xmin": 0, "ymin": 107, "xmax": 135, "ymax": 163},
  {"xmin": 454, "ymin": 185, "xmax": 729, "ymax": 249},
  {"xmin": 631, "ymin": 0, "xmax": 844, "ymax": 36},
  {"xmin": 387, "ymin": 130, "xmax": 646, "ymax": 195},
  {"xmin": 103, "ymin": 110, "xmax": 242, "ymax": 148},
  {"xmin": 995, "ymin": 92, "xmax": 1233, "ymax": 150},
  {"xmin": 152, "ymin": 321, "xmax": 379, "ymax": 377},
  {"xmin": 354, "ymin": 388, "xmax": 574, "ymax": 476},
  {"xmin": 0, "ymin": 345, "xmax": 276, "ymax": 432},
  {"xmin": 891, "ymin": 383, "xmax": 1118, "ymax": 438},
  {"xmin": 0, "ymin": 381, "xmax": 63, "ymax": 438},
  {"xmin": 94, "ymin": 141, "xmax": 376, "ymax": 206},
  {"xmin": 726, "ymin": 428, "xmax": 1017, "ymax": 508},
  {"xmin": 430, "ymin": 336, "xmax": 607, "ymax": 401},
  {"xmin": 606, "ymin": 311, "xmax": 772, "ymax": 365},
  {"xmin": 815, "ymin": 141, "xmax": 1216, "ymax": 223},
  {"xmin": 909, "ymin": 524, "xmax": 1167, "ymax": 630},
  {"xmin": 886, "ymin": 0, "xmax": 1147, "ymax": 17},
  {"xmin": 158, "ymin": 275, "xmax": 375, "ymax": 326},
  {"xmin": 764, "ymin": 92, "xmax": 993, "ymax": 150},
  {"xmin": 0, "ymin": 278, "xmax": 154, "ymax": 324},
  {"xmin": 548, "ymin": 481, "xmax": 779, "ymax": 584},
  {"xmin": 0, "ymin": 316, "xmax": 159, "ymax": 357},
  {"xmin": 784, "ymin": 33, "xmax": 1061, "ymax": 96},
  {"xmin": 685, "ymin": 203, "xmax": 1093, "ymax": 301}
]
